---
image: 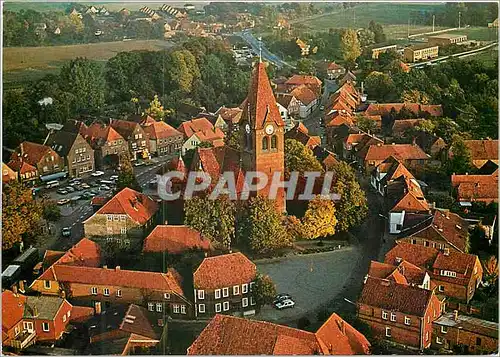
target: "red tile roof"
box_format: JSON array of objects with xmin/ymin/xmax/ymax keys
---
[
  {"xmin": 358, "ymin": 276, "xmax": 434, "ymax": 316},
  {"xmin": 2, "ymin": 163, "xmax": 18, "ymax": 183},
  {"xmin": 177, "ymin": 118, "xmax": 214, "ymax": 138},
  {"xmin": 285, "ymin": 74, "xmax": 322, "ymax": 87},
  {"xmin": 53, "ymin": 237, "xmax": 102, "ymax": 267},
  {"xmin": 364, "ymin": 103, "xmax": 443, "ymax": 117},
  {"xmin": 194, "ymin": 127, "xmax": 225, "ymax": 144},
  {"xmin": 86, "ymin": 123, "xmax": 125, "ymax": 144},
  {"xmin": 12, "ymin": 141, "xmax": 56, "ymax": 166},
  {"xmin": 391, "ymin": 119, "xmax": 427, "ymax": 135},
  {"xmin": 285, "ymin": 123, "xmax": 320, "ymax": 149},
  {"xmin": 2, "ymin": 290, "xmax": 26, "ymax": 332},
  {"xmin": 325, "ymin": 110, "xmax": 354, "ymax": 127},
  {"xmin": 42, "ymin": 250, "xmax": 65, "ymax": 269},
  {"xmin": 241, "ymin": 62, "xmax": 285, "ymax": 130},
  {"xmin": 385, "ymin": 242, "xmax": 439, "ymax": 268},
  {"xmin": 463, "ymin": 140, "xmax": 498, "ymax": 161},
  {"xmin": 290, "ymin": 85, "xmax": 318, "ymax": 105},
  {"xmin": 143, "ymin": 225, "xmax": 213, "ymax": 254},
  {"xmin": 143, "ymin": 121, "xmax": 182, "ymax": 140},
  {"xmin": 364, "ymin": 144, "xmax": 429, "ymax": 162},
  {"xmin": 70, "ymin": 306, "xmax": 95, "ymax": 323},
  {"xmin": 110, "ymin": 119, "xmax": 142, "ymax": 139},
  {"xmin": 7, "ymin": 160, "xmax": 37, "ymax": 175},
  {"xmin": 119, "ymin": 304, "xmax": 160, "ymax": 340},
  {"xmin": 193, "ymin": 252, "xmax": 256, "ymax": 290},
  {"xmin": 217, "ymin": 107, "xmax": 243, "ymax": 124},
  {"xmin": 327, "ymin": 62, "xmax": 344, "ymax": 71},
  {"xmin": 91, "ymin": 188, "xmax": 159, "ymax": 225},
  {"xmin": 37, "ymin": 265, "xmax": 185, "ymax": 297}
]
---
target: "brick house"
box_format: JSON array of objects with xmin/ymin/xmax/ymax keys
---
[
  {"xmin": 451, "ymin": 173, "xmax": 498, "ymax": 205},
  {"xmin": 30, "ymin": 265, "xmax": 193, "ymax": 319},
  {"xmin": 359, "ymin": 143, "xmax": 430, "ymax": 173},
  {"xmin": 396, "ymin": 210, "xmax": 470, "ymax": 253},
  {"xmin": 2, "ymin": 290, "xmax": 73, "ymax": 350},
  {"xmin": 431, "ymin": 311, "xmax": 498, "ymax": 354},
  {"xmin": 385, "ymin": 243, "xmax": 483, "ymax": 303},
  {"xmin": 414, "ymin": 131, "xmax": 446, "ymax": 158},
  {"xmin": 193, "ymin": 252, "xmax": 257, "ymax": 318},
  {"xmin": 357, "ymin": 276, "xmax": 443, "ymax": 350},
  {"xmin": 370, "ymin": 156, "xmax": 416, "ymax": 195},
  {"xmin": 284, "ymin": 74, "xmax": 322, "ymax": 96},
  {"xmin": 46, "ymin": 131, "xmax": 95, "ymax": 178},
  {"xmin": 8, "ymin": 141, "xmax": 65, "ymax": 178},
  {"xmin": 143, "ymin": 121, "xmax": 184, "ymax": 156},
  {"xmin": 83, "ymin": 188, "xmax": 159, "ymax": 250},
  {"xmin": 142, "ymin": 225, "xmax": 213, "ymax": 254},
  {"xmin": 285, "ymin": 122, "xmax": 321, "ymax": 150},
  {"xmin": 2, "ymin": 162, "xmax": 18, "ymax": 183},
  {"xmin": 177, "ymin": 117, "xmax": 225, "ymax": 155},
  {"xmin": 326, "ymin": 61, "xmax": 346, "ymax": 79},
  {"xmin": 110, "ymin": 119, "xmax": 150, "ymax": 161},
  {"xmin": 342, "ymin": 132, "xmax": 383, "ymax": 161},
  {"xmin": 85, "ymin": 123, "xmax": 128, "ymax": 169},
  {"xmin": 215, "ymin": 106, "xmax": 243, "ymax": 135},
  {"xmin": 450, "ymin": 139, "xmax": 498, "ymax": 169},
  {"xmin": 7, "ymin": 161, "xmax": 38, "ymax": 183},
  {"xmin": 188, "ymin": 312, "xmax": 370, "ymax": 355},
  {"xmin": 368, "ymin": 260, "xmax": 431, "ymax": 290},
  {"xmin": 361, "ymin": 103, "xmax": 443, "ymax": 118}
]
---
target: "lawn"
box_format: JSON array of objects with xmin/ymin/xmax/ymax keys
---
[{"xmin": 442, "ymin": 26, "xmax": 499, "ymax": 41}]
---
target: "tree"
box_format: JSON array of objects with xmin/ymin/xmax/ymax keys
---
[
  {"xmin": 400, "ymin": 89, "xmax": 430, "ymax": 104},
  {"xmin": 284, "ymin": 139, "xmax": 323, "ymax": 177},
  {"xmin": 331, "ymin": 162, "xmax": 368, "ymax": 232},
  {"xmin": 368, "ymin": 21, "xmax": 386, "ymax": 43},
  {"xmin": 2, "ymin": 181, "xmax": 42, "ymax": 251},
  {"xmin": 483, "ymin": 256, "xmax": 499, "ymax": 287},
  {"xmin": 145, "ymin": 94, "xmax": 167, "ymax": 120},
  {"xmin": 253, "ymin": 273, "xmax": 277, "ymax": 306},
  {"xmin": 115, "ymin": 153, "xmax": 141, "ymax": 192},
  {"xmin": 340, "ymin": 29, "xmax": 362, "ymax": 67},
  {"xmin": 447, "ymin": 135, "xmax": 473, "ymax": 174},
  {"xmin": 296, "ymin": 58, "xmax": 316, "ymax": 75},
  {"xmin": 356, "ymin": 115, "xmax": 378, "ymax": 133},
  {"xmin": 357, "ymin": 28, "xmax": 375, "ymax": 47},
  {"xmin": 364, "ymin": 71, "xmax": 395, "ymax": 102},
  {"xmin": 301, "ymin": 196, "xmax": 337, "ymax": 239},
  {"xmin": 184, "ymin": 195, "xmax": 235, "ymax": 250},
  {"xmin": 239, "ymin": 196, "xmax": 291, "ymax": 254},
  {"xmin": 284, "ymin": 215, "xmax": 304, "ymax": 241},
  {"xmin": 413, "ymin": 119, "xmax": 436, "ymax": 134},
  {"xmin": 43, "ymin": 201, "xmax": 61, "ymax": 222}
]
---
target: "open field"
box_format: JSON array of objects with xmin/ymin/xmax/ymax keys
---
[{"xmin": 4, "ymin": 2, "xmax": 206, "ymax": 12}]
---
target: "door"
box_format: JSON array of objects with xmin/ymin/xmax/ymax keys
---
[{"xmin": 23, "ymin": 321, "xmax": 34, "ymax": 333}]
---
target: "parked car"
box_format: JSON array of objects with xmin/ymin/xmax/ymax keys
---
[
  {"xmin": 274, "ymin": 299, "xmax": 295, "ymax": 310},
  {"xmin": 75, "ymin": 185, "xmax": 85, "ymax": 191},
  {"xmin": 71, "ymin": 195, "xmax": 82, "ymax": 202},
  {"xmin": 65, "ymin": 186, "xmax": 75, "ymax": 193},
  {"xmin": 61, "ymin": 227, "xmax": 71, "ymax": 237},
  {"xmin": 273, "ymin": 293, "xmax": 293, "ymax": 304},
  {"xmin": 91, "ymin": 171, "xmax": 105, "ymax": 177},
  {"xmin": 110, "ymin": 175, "xmax": 119, "ymax": 181},
  {"xmin": 57, "ymin": 198, "xmax": 71, "ymax": 205},
  {"xmin": 69, "ymin": 178, "xmax": 81, "ymax": 185},
  {"xmin": 133, "ymin": 161, "xmax": 144, "ymax": 167},
  {"xmin": 89, "ymin": 189, "xmax": 99, "ymax": 195},
  {"xmin": 99, "ymin": 185, "xmax": 111, "ymax": 191},
  {"xmin": 57, "ymin": 189, "xmax": 68, "ymax": 195},
  {"xmin": 81, "ymin": 183, "xmax": 91, "ymax": 189}
]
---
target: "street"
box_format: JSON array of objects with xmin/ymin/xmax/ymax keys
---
[{"xmin": 237, "ymin": 30, "xmax": 295, "ymax": 69}]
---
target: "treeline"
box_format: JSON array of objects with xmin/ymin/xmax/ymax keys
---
[
  {"xmin": 3, "ymin": 38, "xmax": 250, "ymax": 157},
  {"xmin": 410, "ymin": 3, "xmax": 497, "ymax": 28}
]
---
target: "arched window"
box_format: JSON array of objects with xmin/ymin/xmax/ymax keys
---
[
  {"xmin": 262, "ymin": 136, "xmax": 269, "ymax": 151},
  {"xmin": 271, "ymin": 135, "xmax": 277, "ymax": 149}
]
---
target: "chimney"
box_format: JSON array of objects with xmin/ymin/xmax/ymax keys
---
[
  {"xmin": 12, "ymin": 285, "xmax": 18, "ymax": 296},
  {"xmin": 19, "ymin": 280, "xmax": 25, "ymax": 293},
  {"xmin": 115, "ymin": 266, "xmax": 121, "ymax": 271},
  {"xmin": 95, "ymin": 302, "xmax": 102, "ymax": 315},
  {"xmin": 453, "ymin": 310, "xmax": 458, "ymax": 321}
]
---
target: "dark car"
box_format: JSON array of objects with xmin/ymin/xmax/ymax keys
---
[{"xmin": 61, "ymin": 227, "xmax": 72, "ymax": 237}]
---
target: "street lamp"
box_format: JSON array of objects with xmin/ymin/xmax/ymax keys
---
[{"xmin": 458, "ymin": 11, "xmax": 461, "ymax": 29}]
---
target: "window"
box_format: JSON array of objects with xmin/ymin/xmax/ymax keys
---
[
  {"xmin": 198, "ymin": 304, "xmax": 205, "ymax": 313},
  {"xmin": 44, "ymin": 280, "xmax": 51, "ymax": 289},
  {"xmin": 250, "ymin": 297, "xmax": 256, "ymax": 306},
  {"xmin": 426, "ymin": 332, "xmax": 429, "ymax": 341},
  {"xmin": 156, "ymin": 303, "xmax": 163, "ymax": 312},
  {"xmin": 438, "ymin": 285, "xmax": 444, "ymax": 292},
  {"xmin": 103, "ymin": 288, "xmax": 110, "ymax": 296},
  {"xmin": 242, "ymin": 284, "xmax": 248, "ymax": 294},
  {"xmin": 181, "ymin": 305, "xmax": 186, "ymax": 314},
  {"xmin": 233, "ymin": 285, "xmax": 240, "ymax": 295},
  {"xmin": 116, "ymin": 290, "xmax": 122, "ymax": 297},
  {"xmin": 198, "ymin": 290, "xmax": 205, "ymax": 300},
  {"xmin": 67, "ymin": 310, "xmax": 71, "ymax": 318},
  {"xmin": 164, "ymin": 293, "xmax": 170, "ymax": 299},
  {"xmin": 63, "ymin": 314, "xmax": 67, "ymax": 322},
  {"xmin": 91, "ymin": 287, "xmax": 98, "ymax": 295},
  {"xmin": 215, "ymin": 303, "xmax": 222, "ymax": 312},
  {"xmin": 262, "ymin": 136, "xmax": 269, "ymax": 151},
  {"xmin": 242, "ymin": 298, "xmax": 248, "ymax": 307},
  {"xmin": 390, "ymin": 313, "xmax": 396, "ymax": 322},
  {"xmin": 15, "ymin": 327, "xmax": 19, "ymax": 336},
  {"xmin": 250, "ymin": 282, "xmax": 255, "ymax": 292},
  {"xmin": 404, "ymin": 316, "xmax": 411, "ymax": 325},
  {"xmin": 42, "ymin": 322, "xmax": 50, "ymax": 332},
  {"xmin": 215, "ymin": 289, "xmax": 221, "ymax": 299},
  {"xmin": 385, "ymin": 327, "xmax": 391, "ymax": 337},
  {"xmin": 148, "ymin": 303, "xmax": 154, "ymax": 311},
  {"xmin": 476, "ymin": 337, "xmax": 482, "ymax": 346},
  {"xmin": 440, "ymin": 270, "xmax": 457, "ymax": 278},
  {"xmin": 382, "ymin": 310, "xmax": 388, "ymax": 320},
  {"xmin": 113, "ymin": 215, "xmax": 119, "ymax": 221},
  {"xmin": 120, "ymin": 227, "xmax": 127, "ymax": 235},
  {"xmin": 223, "ymin": 301, "xmax": 230, "ymax": 311},
  {"xmin": 120, "ymin": 215, "xmax": 126, "ymax": 221},
  {"xmin": 424, "ymin": 241, "xmax": 430, "ymax": 247},
  {"xmin": 271, "ymin": 135, "xmax": 277, "ymax": 149},
  {"xmin": 441, "ymin": 326, "xmax": 447, "ymax": 333},
  {"xmin": 222, "ymin": 287, "xmax": 229, "ymax": 297},
  {"xmin": 107, "ymin": 215, "xmax": 112, "ymax": 221},
  {"xmin": 436, "ymin": 336, "xmax": 443, "ymax": 344},
  {"xmin": 173, "ymin": 305, "xmax": 180, "ymax": 314}
]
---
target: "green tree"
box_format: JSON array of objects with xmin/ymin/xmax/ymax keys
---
[
  {"xmin": 357, "ymin": 28, "xmax": 375, "ymax": 47},
  {"xmin": 447, "ymin": 135, "xmax": 473, "ymax": 174},
  {"xmin": 284, "ymin": 139, "xmax": 323, "ymax": 177},
  {"xmin": 340, "ymin": 29, "xmax": 362, "ymax": 66},
  {"xmin": 239, "ymin": 196, "xmax": 291, "ymax": 254},
  {"xmin": 167, "ymin": 50, "xmax": 200, "ymax": 93},
  {"xmin": 184, "ymin": 195, "xmax": 235, "ymax": 250},
  {"xmin": 400, "ymin": 89, "xmax": 430, "ymax": 104},
  {"xmin": 301, "ymin": 196, "xmax": 337, "ymax": 239},
  {"xmin": 356, "ymin": 115, "xmax": 378, "ymax": 133},
  {"xmin": 115, "ymin": 153, "xmax": 141, "ymax": 192},
  {"xmin": 296, "ymin": 58, "xmax": 316, "ymax": 75},
  {"xmin": 253, "ymin": 273, "xmax": 277, "ymax": 306},
  {"xmin": 368, "ymin": 21, "xmax": 386, "ymax": 43},
  {"xmin": 43, "ymin": 201, "xmax": 61, "ymax": 222},
  {"xmin": 331, "ymin": 162, "xmax": 368, "ymax": 232},
  {"xmin": 145, "ymin": 94, "xmax": 169, "ymax": 120},
  {"xmin": 364, "ymin": 71, "xmax": 395, "ymax": 102}
]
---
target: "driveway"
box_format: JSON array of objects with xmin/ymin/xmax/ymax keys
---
[{"xmin": 255, "ymin": 246, "xmax": 361, "ymax": 323}]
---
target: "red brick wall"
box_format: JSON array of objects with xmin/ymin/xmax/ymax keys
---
[
  {"xmin": 432, "ymin": 324, "xmax": 498, "ymax": 353},
  {"xmin": 52, "ymin": 300, "xmax": 72, "ymax": 340}
]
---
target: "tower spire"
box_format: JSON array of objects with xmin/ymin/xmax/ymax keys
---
[{"xmin": 258, "ymin": 37, "xmax": 262, "ymax": 63}]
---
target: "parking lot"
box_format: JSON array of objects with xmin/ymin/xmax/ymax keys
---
[{"xmin": 255, "ymin": 246, "xmax": 362, "ymax": 324}]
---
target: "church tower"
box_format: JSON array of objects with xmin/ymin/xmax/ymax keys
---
[{"xmin": 240, "ymin": 61, "xmax": 286, "ymax": 212}]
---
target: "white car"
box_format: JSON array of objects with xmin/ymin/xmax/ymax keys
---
[
  {"xmin": 57, "ymin": 198, "xmax": 71, "ymax": 205},
  {"xmin": 91, "ymin": 171, "xmax": 105, "ymax": 177},
  {"xmin": 274, "ymin": 299, "xmax": 295, "ymax": 310}
]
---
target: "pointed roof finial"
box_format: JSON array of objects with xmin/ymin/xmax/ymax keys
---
[{"xmin": 258, "ymin": 37, "xmax": 262, "ymax": 63}]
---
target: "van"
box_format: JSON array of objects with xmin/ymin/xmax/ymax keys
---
[{"xmin": 46, "ymin": 180, "xmax": 60, "ymax": 189}]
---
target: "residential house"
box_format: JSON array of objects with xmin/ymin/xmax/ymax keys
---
[
  {"xmin": 285, "ymin": 122, "xmax": 321, "ymax": 150},
  {"xmin": 370, "ymin": 156, "xmax": 416, "ymax": 195},
  {"xmin": 391, "ymin": 119, "xmax": 427, "ymax": 138},
  {"xmin": 7, "ymin": 161, "xmax": 38, "ymax": 183},
  {"xmin": 290, "ymin": 85, "xmax": 319, "ymax": 118},
  {"xmin": 342, "ymin": 132, "xmax": 383, "ymax": 161},
  {"xmin": 396, "ymin": 209, "xmax": 470, "ymax": 253},
  {"xmin": 2, "ymin": 290, "xmax": 73, "ymax": 350},
  {"xmin": 327, "ymin": 62, "xmax": 346, "ymax": 79},
  {"xmin": 8, "ymin": 141, "xmax": 65, "ymax": 179},
  {"xmin": 188, "ymin": 312, "xmax": 370, "ymax": 355},
  {"xmin": 427, "ymin": 34, "xmax": 468, "ymax": 46},
  {"xmin": 42, "ymin": 238, "xmax": 102, "ymax": 271},
  {"xmin": 361, "ymin": 103, "xmax": 443, "ymax": 118},
  {"xmin": 295, "ymin": 38, "xmax": 310, "ymax": 56},
  {"xmin": 143, "ymin": 121, "xmax": 184, "ymax": 156},
  {"xmin": 367, "ymin": 260, "xmax": 431, "ymax": 289},
  {"xmin": 284, "ymin": 75, "xmax": 322, "ymax": 96},
  {"xmin": 276, "ymin": 102, "xmax": 293, "ymax": 131},
  {"xmin": 385, "ymin": 243, "xmax": 483, "ymax": 303},
  {"xmin": 143, "ymin": 225, "xmax": 212, "ymax": 254},
  {"xmin": 431, "ymin": 311, "xmax": 498, "ymax": 354},
  {"xmin": 414, "ymin": 131, "xmax": 446, "ymax": 158},
  {"xmin": 85, "ymin": 123, "xmax": 128, "ymax": 169},
  {"xmin": 215, "ymin": 106, "xmax": 243, "ymax": 134},
  {"xmin": 2, "ymin": 162, "xmax": 18, "ymax": 183},
  {"xmin": 460, "ymin": 139, "xmax": 498, "ymax": 168},
  {"xmin": 276, "ymin": 93, "xmax": 301, "ymax": 119},
  {"xmin": 313, "ymin": 146, "xmax": 339, "ymax": 170},
  {"xmin": 46, "ymin": 131, "xmax": 94, "ymax": 178},
  {"xmin": 359, "ymin": 143, "xmax": 429, "ymax": 173},
  {"xmin": 451, "ymin": 172, "xmax": 498, "ymax": 205},
  {"xmin": 371, "ymin": 44, "xmax": 398, "ymax": 59},
  {"xmin": 193, "ymin": 253, "xmax": 256, "ymax": 318},
  {"xmin": 178, "ymin": 118, "xmax": 225, "ymax": 154},
  {"xmin": 83, "ymin": 187, "xmax": 159, "ymax": 250},
  {"xmin": 357, "ymin": 276, "xmax": 443, "ymax": 350},
  {"xmin": 110, "ymin": 119, "xmax": 150, "ymax": 161},
  {"xmin": 404, "ymin": 44, "xmax": 439, "ymax": 62}
]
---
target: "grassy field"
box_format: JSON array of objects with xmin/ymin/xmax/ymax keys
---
[{"xmin": 3, "ymin": 39, "xmax": 174, "ymax": 87}]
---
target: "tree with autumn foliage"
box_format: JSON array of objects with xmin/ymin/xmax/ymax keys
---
[
  {"xmin": 2, "ymin": 181, "xmax": 43, "ymax": 251},
  {"xmin": 284, "ymin": 139, "xmax": 323, "ymax": 177},
  {"xmin": 483, "ymin": 256, "xmax": 498, "ymax": 287},
  {"xmin": 253, "ymin": 273, "xmax": 277, "ymax": 306},
  {"xmin": 116, "ymin": 152, "xmax": 141, "ymax": 193},
  {"xmin": 340, "ymin": 29, "xmax": 361, "ymax": 67},
  {"xmin": 145, "ymin": 94, "xmax": 166, "ymax": 120},
  {"xmin": 301, "ymin": 196, "xmax": 337, "ymax": 240}
]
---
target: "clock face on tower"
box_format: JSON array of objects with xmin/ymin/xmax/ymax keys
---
[
  {"xmin": 245, "ymin": 124, "xmax": 250, "ymax": 134},
  {"xmin": 265, "ymin": 124, "xmax": 274, "ymax": 135}
]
